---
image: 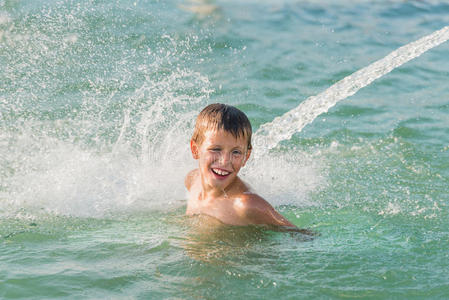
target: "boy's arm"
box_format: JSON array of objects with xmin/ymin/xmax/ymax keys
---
[
  {"xmin": 243, "ymin": 194, "xmax": 315, "ymax": 234},
  {"xmin": 184, "ymin": 169, "xmax": 199, "ymax": 190},
  {"xmin": 243, "ymin": 194, "xmax": 295, "ymax": 227}
]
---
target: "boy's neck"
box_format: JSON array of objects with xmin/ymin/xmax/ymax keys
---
[
  {"xmin": 199, "ymin": 184, "xmax": 228, "ymax": 201},
  {"xmin": 199, "ymin": 177, "xmax": 236, "ymax": 201}
]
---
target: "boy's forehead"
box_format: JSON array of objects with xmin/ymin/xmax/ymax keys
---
[{"xmin": 203, "ymin": 129, "xmax": 247, "ymax": 144}]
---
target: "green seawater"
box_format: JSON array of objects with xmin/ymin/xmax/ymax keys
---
[{"xmin": 1, "ymin": 0, "xmax": 449, "ymax": 299}]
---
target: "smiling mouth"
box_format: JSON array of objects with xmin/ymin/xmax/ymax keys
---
[{"xmin": 211, "ymin": 168, "xmax": 230, "ymax": 177}]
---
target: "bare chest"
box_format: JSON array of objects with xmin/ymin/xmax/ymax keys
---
[{"xmin": 186, "ymin": 191, "xmax": 248, "ymax": 226}]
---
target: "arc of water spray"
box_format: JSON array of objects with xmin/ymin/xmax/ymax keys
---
[{"xmin": 254, "ymin": 26, "xmax": 449, "ymax": 152}]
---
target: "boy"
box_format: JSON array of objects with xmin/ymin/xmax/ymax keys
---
[{"xmin": 185, "ymin": 103, "xmax": 308, "ymax": 232}]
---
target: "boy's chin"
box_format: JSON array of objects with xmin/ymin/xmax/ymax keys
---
[{"xmin": 208, "ymin": 176, "xmax": 232, "ymax": 189}]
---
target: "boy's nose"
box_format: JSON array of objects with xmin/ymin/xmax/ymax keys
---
[{"xmin": 218, "ymin": 152, "xmax": 231, "ymax": 164}]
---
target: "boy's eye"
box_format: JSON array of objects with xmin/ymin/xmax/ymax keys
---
[{"xmin": 232, "ymin": 150, "xmax": 242, "ymax": 156}]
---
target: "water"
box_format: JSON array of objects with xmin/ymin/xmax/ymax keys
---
[
  {"xmin": 254, "ymin": 25, "xmax": 449, "ymax": 152},
  {"xmin": 1, "ymin": 0, "xmax": 449, "ymax": 299}
]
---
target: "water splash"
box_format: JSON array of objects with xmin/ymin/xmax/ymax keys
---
[
  {"xmin": 3, "ymin": 2, "xmax": 447, "ymax": 218},
  {"xmin": 0, "ymin": 3, "xmax": 213, "ymax": 218},
  {"xmin": 254, "ymin": 26, "xmax": 449, "ymax": 152}
]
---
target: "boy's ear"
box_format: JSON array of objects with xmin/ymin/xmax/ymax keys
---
[{"xmin": 190, "ymin": 140, "xmax": 199, "ymax": 159}]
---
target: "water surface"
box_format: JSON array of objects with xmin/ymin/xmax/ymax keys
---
[{"xmin": 1, "ymin": 0, "xmax": 449, "ymax": 298}]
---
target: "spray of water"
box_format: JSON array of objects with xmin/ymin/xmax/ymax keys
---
[
  {"xmin": 253, "ymin": 26, "xmax": 449, "ymax": 153},
  {"xmin": 0, "ymin": 4, "xmax": 213, "ymax": 218},
  {"xmin": 2, "ymin": 3, "xmax": 447, "ymax": 218}
]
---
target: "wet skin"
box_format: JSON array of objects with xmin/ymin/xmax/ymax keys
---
[{"xmin": 186, "ymin": 129, "xmax": 309, "ymax": 231}]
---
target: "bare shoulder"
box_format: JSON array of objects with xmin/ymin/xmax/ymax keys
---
[
  {"xmin": 185, "ymin": 169, "xmax": 199, "ymax": 190},
  {"xmin": 238, "ymin": 193, "xmax": 273, "ymax": 211},
  {"xmin": 236, "ymin": 193, "xmax": 295, "ymax": 227}
]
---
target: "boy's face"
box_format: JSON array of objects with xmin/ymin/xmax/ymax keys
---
[{"xmin": 191, "ymin": 129, "xmax": 251, "ymax": 193}]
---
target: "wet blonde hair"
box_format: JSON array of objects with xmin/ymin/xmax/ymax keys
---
[{"xmin": 192, "ymin": 103, "xmax": 252, "ymax": 150}]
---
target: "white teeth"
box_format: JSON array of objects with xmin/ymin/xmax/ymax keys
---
[{"xmin": 212, "ymin": 168, "xmax": 229, "ymax": 176}]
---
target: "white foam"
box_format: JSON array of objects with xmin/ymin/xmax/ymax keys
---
[
  {"xmin": 0, "ymin": 118, "xmax": 196, "ymax": 218},
  {"xmin": 241, "ymin": 148, "xmax": 326, "ymax": 207},
  {"xmin": 0, "ymin": 12, "xmax": 11, "ymax": 25}
]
